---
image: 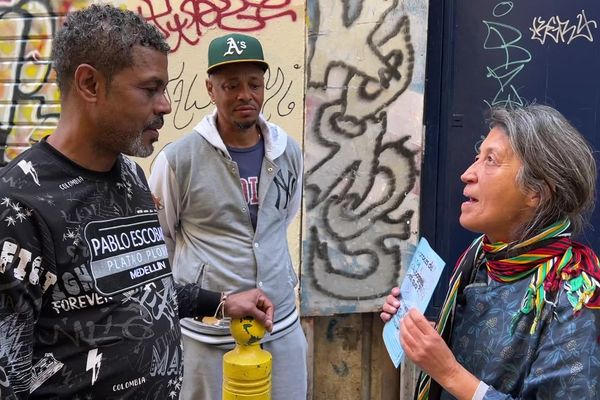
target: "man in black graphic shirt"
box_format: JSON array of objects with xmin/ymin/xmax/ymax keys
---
[{"xmin": 0, "ymin": 5, "xmax": 273, "ymax": 399}]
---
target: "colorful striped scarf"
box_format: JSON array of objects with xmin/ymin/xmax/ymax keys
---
[{"xmin": 415, "ymin": 219, "xmax": 600, "ymax": 400}]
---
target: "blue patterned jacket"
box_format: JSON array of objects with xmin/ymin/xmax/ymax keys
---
[{"xmin": 441, "ymin": 263, "xmax": 600, "ymax": 399}]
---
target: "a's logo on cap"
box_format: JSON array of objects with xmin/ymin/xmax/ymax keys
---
[{"xmin": 224, "ymin": 37, "xmax": 247, "ymax": 56}]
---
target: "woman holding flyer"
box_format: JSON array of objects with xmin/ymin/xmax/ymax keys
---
[{"xmin": 380, "ymin": 104, "xmax": 600, "ymax": 400}]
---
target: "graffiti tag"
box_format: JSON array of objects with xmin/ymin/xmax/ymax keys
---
[
  {"xmin": 530, "ymin": 9, "xmax": 597, "ymax": 45},
  {"xmin": 138, "ymin": 0, "xmax": 297, "ymax": 52},
  {"xmin": 483, "ymin": 2, "xmax": 531, "ymax": 108}
]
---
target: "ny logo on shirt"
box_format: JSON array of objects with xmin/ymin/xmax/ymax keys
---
[{"xmin": 273, "ymin": 170, "xmax": 296, "ymax": 210}]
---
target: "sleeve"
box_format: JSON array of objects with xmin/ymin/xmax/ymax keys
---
[
  {"xmin": 0, "ymin": 201, "xmax": 56, "ymax": 399},
  {"xmin": 286, "ymin": 141, "xmax": 303, "ymax": 226},
  {"xmin": 148, "ymin": 151, "xmax": 181, "ymax": 265},
  {"xmin": 472, "ymin": 382, "xmax": 489, "ymax": 400},
  {"xmin": 481, "ymin": 300, "xmax": 600, "ymax": 400},
  {"xmin": 174, "ymin": 283, "xmax": 221, "ymax": 319}
]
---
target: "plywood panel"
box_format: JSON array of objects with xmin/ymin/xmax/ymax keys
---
[
  {"xmin": 370, "ymin": 315, "xmax": 401, "ymax": 400},
  {"xmin": 313, "ymin": 314, "xmax": 364, "ymax": 399},
  {"xmin": 309, "ymin": 314, "xmax": 400, "ymax": 400}
]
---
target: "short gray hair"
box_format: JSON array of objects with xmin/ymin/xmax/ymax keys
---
[
  {"xmin": 489, "ymin": 104, "xmax": 597, "ymax": 240},
  {"xmin": 52, "ymin": 4, "xmax": 170, "ymax": 93}
]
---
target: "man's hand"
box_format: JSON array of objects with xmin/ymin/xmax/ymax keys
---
[{"xmin": 224, "ymin": 289, "xmax": 274, "ymax": 332}]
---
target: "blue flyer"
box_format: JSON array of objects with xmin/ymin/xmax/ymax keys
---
[{"xmin": 382, "ymin": 237, "xmax": 446, "ymax": 368}]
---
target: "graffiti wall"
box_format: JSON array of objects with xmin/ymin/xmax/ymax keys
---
[
  {"xmin": 0, "ymin": 0, "xmax": 304, "ymax": 169},
  {"xmin": 125, "ymin": 0, "xmax": 305, "ymax": 173},
  {"xmin": 300, "ymin": 0, "xmax": 428, "ymax": 315},
  {"xmin": 0, "ymin": 0, "xmax": 85, "ymax": 165}
]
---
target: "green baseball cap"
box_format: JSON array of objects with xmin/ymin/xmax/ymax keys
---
[{"xmin": 207, "ymin": 33, "xmax": 269, "ymax": 74}]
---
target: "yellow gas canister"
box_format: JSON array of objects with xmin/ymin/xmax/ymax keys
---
[{"xmin": 222, "ymin": 316, "xmax": 272, "ymax": 400}]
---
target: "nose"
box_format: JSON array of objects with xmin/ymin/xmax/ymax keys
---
[
  {"xmin": 156, "ymin": 90, "xmax": 172, "ymax": 115},
  {"xmin": 460, "ymin": 160, "xmax": 478, "ymax": 184},
  {"xmin": 236, "ymin": 83, "xmax": 252, "ymax": 101}
]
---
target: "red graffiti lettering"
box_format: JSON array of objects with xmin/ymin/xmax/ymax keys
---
[{"xmin": 138, "ymin": 0, "xmax": 297, "ymax": 52}]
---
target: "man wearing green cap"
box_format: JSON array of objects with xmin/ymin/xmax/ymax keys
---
[{"xmin": 149, "ymin": 33, "xmax": 307, "ymax": 399}]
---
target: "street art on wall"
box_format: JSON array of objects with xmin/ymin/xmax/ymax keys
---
[
  {"xmin": 0, "ymin": 0, "xmax": 85, "ymax": 165},
  {"xmin": 130, "ymin": 0, "xmax": 305, "ymax": 173},
  {"xmin": 0, "ymin": 0, "xmax": 304, "ymax": 171},
  {"xmin": 301, "ymin": 0, "xmax": 428, "ymax": 315},
  {"xmin": 137, "ymin": 0, "xmax": 299, "ymax": 52}
]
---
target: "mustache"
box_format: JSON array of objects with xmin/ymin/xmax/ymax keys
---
[{"xmin": 146, "ymin": 116, "xmax": 164, "ymax": 130}]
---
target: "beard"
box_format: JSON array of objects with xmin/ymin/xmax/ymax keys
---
[
  {"xmin": 235, "ymin": 119, "xmax": 257, "ymax": 130},
  {"xmin": 101, "ymin": 116, "xmax": 163, "ymax": 158},
  {"xmin": 126, "ymin": 133, "xmax": 154, "ymax": 158},
  {"xmin": 102, "ymin": 128, "xmax": 153, "ymax": 158}
]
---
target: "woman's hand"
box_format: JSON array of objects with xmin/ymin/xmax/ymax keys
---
[
  {"xmin": 400, "ymin": 309, "xmax": 480, "ymax": 400},
  {"xmin": 379, "ymin": 289, "xmax": 481, "ymax": 399},
  {"xmin": 380, "ymin": 287, "xmax": 401, "ymax": 322}
]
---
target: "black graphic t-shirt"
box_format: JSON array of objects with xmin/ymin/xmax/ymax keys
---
[{"xmin": 0, "ymin": 141, "xmax": 219, "ymax": 399}]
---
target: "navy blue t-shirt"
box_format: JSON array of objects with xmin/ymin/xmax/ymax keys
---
[{"xmin": 227, "ymin": 136, "xmax": 264, "ymax": 231}]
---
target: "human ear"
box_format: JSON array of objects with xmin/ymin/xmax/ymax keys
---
[
  {"xmin": 205, "ymin": 78, "xmax": 215, "ymax": 103},
  {"xmin": 525, "ymin": 190, "xmax": 541, "ymax": 209},
  {"xmin": 73, "ymin": 64, "xmax": 101, "ymax": 103}
]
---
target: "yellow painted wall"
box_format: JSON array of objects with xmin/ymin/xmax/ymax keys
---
[
  {"xmin": 0, "ymin": 0, "xmax": 86, "ymax": 162},
  {"xmin": 0, "ymin": 0, "xmax": 304, "ymax": 167},
  {"xmin": 123, "ymin": 0, "xmax": 306, "ymax": 170}
]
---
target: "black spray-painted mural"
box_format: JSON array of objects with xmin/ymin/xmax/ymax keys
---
[{"xmin": 302, "ymin": 0, "xmax": 428, "ymax": 315}]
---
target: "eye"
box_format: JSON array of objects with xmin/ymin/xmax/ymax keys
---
[
  {"xmin": 484, "ymin": 154, "xmax": 498, "ymax": 165},
  {"xmin": 144, "ymin": 87, "xmax": 159, "ymax": 95}
]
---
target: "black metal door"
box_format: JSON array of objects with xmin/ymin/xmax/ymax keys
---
[{"xmin": 423, "ymin": 0, "xmax": 600, "ymax": 316}]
